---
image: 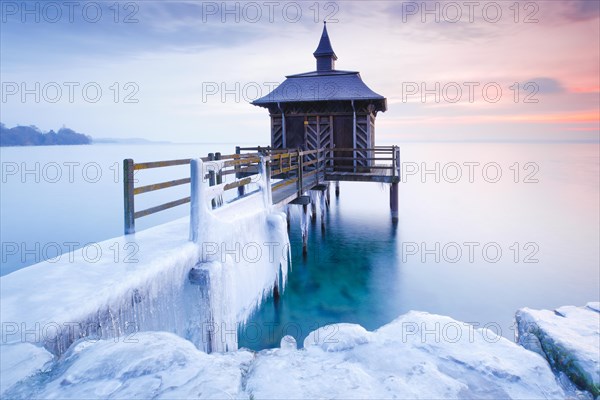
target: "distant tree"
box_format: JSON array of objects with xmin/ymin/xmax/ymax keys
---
[{"xmin": 0, "ymin": 123, "xmax": 92, "ymax": 147}]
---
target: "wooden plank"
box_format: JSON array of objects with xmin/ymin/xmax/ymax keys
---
[
  {"xmin": 134, "ymin": 159, "xmax": 191, "ymax": 170},
  {"xmin": 325, "ymin": 173, "xmax": 399, "ymax": 184},
  {"xmin": 272, "ymin": 177, "xmax": 299, "ymax": 191},
  {"xmin": 325, "ymin": 157, "xmax": 394, "ymax": 161},
  {"xmin": 134, "ymin": 196, "xmax": 191, "ymax": 219},
  {"xmin": 222, "ymin": 157, "xmax": 261, "ymax": 168},
  {"xmin": 134, "ymin": 178, "xmax": 190, "ymax": 195},
  {"xmin": 331, "ymin": 147, "xmax": 394, "ymax": 152},
  {"xmin": 224, "ymin": 177, "xmax": 252, "ymax": 191}
]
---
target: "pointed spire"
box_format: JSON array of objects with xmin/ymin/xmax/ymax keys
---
[{"xmin": 314, "ymin": 21, "xmax": 337, "ymax": 72}]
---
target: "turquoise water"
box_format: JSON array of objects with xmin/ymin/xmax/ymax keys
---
[
  {"xmin": 1, "ymin": 142, "xmax": 598, "ymax": 348},
  {"xmin": 240, "ymin": 142, "xmax": 600, "ymax": 348}
]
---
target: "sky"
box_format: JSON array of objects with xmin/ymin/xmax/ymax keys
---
[{"xmin": 1, "ymin": 0, "xmax": 599, "ymax": 143}]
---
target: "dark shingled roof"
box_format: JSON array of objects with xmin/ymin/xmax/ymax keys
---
[
  {"xmin": 252, "ymin": 24, "xmax": 387, "ymax": 112},
  {"xmin": 252, "ymin": 70, "xmax": 386, "ymax": 111}
]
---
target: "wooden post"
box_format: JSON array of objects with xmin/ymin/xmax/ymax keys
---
[
  {"xmin": 390, "ymin": 182, "xmax": 399, "ymax": 223},
  {"xmin": 326, "ymin": 182, "xmax": 331, "ymax": 209},
  {"xmin": 286, "ymin": 206, "xmax": 291, "ymax": 232},
  {"xmin": 215, "ymin": 152, "xmax": 222, "ymax": 185},
  {"xmin": 311, "ymin": 198, "xmax": 317, "ymax": 222},
  {"xmin": 215, "ymin": 152, "xmax": 222, "ymax": 207},
  {"xmin": 320, "ymin": 190, "xmax": 326, "ymax": 232},
  {"xmin": 236, "ymin": 146, "xmax": 245, "ymax": 197},
  {"xmin": 208, "ymin": 153, "xmax": 216, "ymax": 209},
  {"xmin": 297, "ymin": 149, "xmax": 303, "ymax": 198},
  {"xmin": 273, "ymin": 281, "xmax": 280, "ymax": 303},
  {"xmin": 302, "ymin": 204, "xmax": 308, "ymax": 256},
  {"xmin": 123, "ymin": 158, "xmax": 135, "ymax": 235},
  {"xmin": 335, "ymin": 181, "xmax": 340, "ymax": 197},
  {"xmin": 190, "ymin": 159, "xmax": 200, "ymax": 243},
  {"xmin": 395, "ymin": 146, "xmax": 401, "ymax": 179}
]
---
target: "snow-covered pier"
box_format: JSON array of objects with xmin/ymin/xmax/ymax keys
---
[
  {"xmin": 1, "ymin": 147, "xmax": 401, "ymax": 357},
  {"xmin": 123, "ymin": 146, "xmax": 401, "ymax": 248}
]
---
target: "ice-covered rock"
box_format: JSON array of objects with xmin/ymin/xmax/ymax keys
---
[
  {"xmin": 280, "ymin": 335, "xmax": 297, "ymax": 351},
  {"xmin": 247, "ymin": 311, "xmax": 564, "ymax": 399},
  {"xmin": 516, "ymin": 303, "xmax": 600, "ymax": 396},
  {"xmin": 303, "ymin": 323, "xmax": 370, "ymax": 352},
  {"xmin": 0, "ymin": 342, "xmax": 53, "ymax": 396},
  {"xmin": 2, "ymin": 312, "xmax": 565, "ymax": 399},
  {"xmin": 3, "ymin": 332, "xmax": 254, "ymax": 399},
  {"xmin": 5, "ymin": 312, "xmax": 567, "ymax": 399}
]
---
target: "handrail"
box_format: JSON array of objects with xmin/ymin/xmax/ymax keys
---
[
  {"xmin": 123, "ymin": 152, "xmax": 263, "ymax": 234},
  {"xmin": 124, "ymin": 146, "xmax": 399, "ymax": 234}
]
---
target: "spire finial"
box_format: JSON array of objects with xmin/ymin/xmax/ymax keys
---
[{"xmin": 313, "ymin": 22, "xmax": 337, "ymax": 71}]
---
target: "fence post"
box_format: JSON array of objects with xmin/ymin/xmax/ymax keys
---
[
  {"xmin": 392, "ymin": 147, "xmax": 396, "ymax": 180},
  {"xmin": 190, "ymin": 159, "xmax": 200, "ymax": 243},
  {"xmin": 297, "ymin": 149, "xmax": 303, "ymax": 198},
  {"xmin": 215, "ymin": 152, "xmax": 223, "ymax": 207},
  {"xmin": 123, "ymin": 158, "xmax": 135, "ymax": 235},
  {"xmin": 208, "ymin": 153, "xmax": 216, "ymax": 208},
  {"xmin": 316, "ymin": 148, "xmax": 320, "ymax": 184},
  {"xmin": 395, "ymin": 146, "xmax": 401, "ymax": 179},
  {"xmin": 235, "ymin": 146, "xmax": 245, "ymax": 197}
]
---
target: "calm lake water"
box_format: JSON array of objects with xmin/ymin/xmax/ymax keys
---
[{"xmin": 1, "ymin": 142, "xmax": 598, "ymax": 347}]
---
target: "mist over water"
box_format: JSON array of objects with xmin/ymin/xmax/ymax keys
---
[{"xmin": 1, "ymin": 142, "xmax": 598, "ymax": 347}]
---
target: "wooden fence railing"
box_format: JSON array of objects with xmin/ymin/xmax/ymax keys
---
[
  {"xmin": 123, "ymin": 151, "xmax": 261, "ymax": 234},
  {"xmin": 123, "ymin": 146, "xmax": 399, "ymax": 234}
]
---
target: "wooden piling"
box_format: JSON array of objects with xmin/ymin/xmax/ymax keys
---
[
  {"xmin": 390, "ymin": 182, "xmax": 399, "ymax": 223},
  {"xmin": 286, "ymin": 206, "xmax": 291, "ymax": 232},
  {"xmin": 311, "ymin": 199, "xmax": 317, "ymax": 222},
  {"xmin": 273, "ymin": 281, "xmax": 280, "ymax": 303},
  {"xmin": 325, "ymin": 182, "xmax": 331, "ymax": 209},
  {"xmin": 302, "ymin": 204, "xmax": 308, "ymax": 256},
  {"xmin": 320, "ymin": 190, "xmax": 326, "ymax": 231},
  {"xmin": 335, "ymin": 181, "xmax": 340, "ymax": 197}
]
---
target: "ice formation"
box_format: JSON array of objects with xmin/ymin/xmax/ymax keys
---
[
  {"xmin": 0, "ymin": 157, "xmax": 289, "ymax": 356},
  {"xmin": 3, "ymin": 312, "xmax": 567, "ymax": 399}
]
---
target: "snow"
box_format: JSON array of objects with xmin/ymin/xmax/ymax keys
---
[
  {"xmin": 1, "ymin": 158, "xmax": 289, "ymax": 356},
  {"xmin": 0, "ymin": 342, "xmax": 53, "ymax": 395},
  {"xmin": 516, "ymin": 303, "xmax": 600, "ymax": 396},
  {"xmin": 4, "ymin": 312, "xmax": 566, "ymax": 399},
  {"xmin": 3, "ymin": 332, "xmax": 254, "ymax": 399}
]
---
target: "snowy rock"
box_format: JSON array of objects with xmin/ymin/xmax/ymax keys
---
[
  {"xmin": 303, "ymin": 323, "xmax": 370, "ymax": 352},
  {"xmin": 0, "ymin": 343, "xmax": 53, "ymax": 396},
  {"xmin": 280, "ymin": 335, "xmax": 297, "ymax": 351},
  {"xmin": 3, "ymin": 332, "xmax": 254, "ymax": 399},
  {"xmin": 247, "ymin": 311, "xmax": 565, "ymax": 399},
  {"xmin": 4, "ymin": 312, "xmax": 567, "ymax": 399},
  {"xmin": 516, "ymin": 304, "xmax": 600, "ymax": 396},
  {"xmin": 586, "ymin": 302, "xmax": 600, "ymax": 313}
]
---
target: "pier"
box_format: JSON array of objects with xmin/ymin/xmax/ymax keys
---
[{"xmin": 123, "ymin": 145, "xmax": 401, "ymax": 253}]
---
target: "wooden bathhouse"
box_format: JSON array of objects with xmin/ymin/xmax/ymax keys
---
[{"xmin": 252, "ymin": 22, "xmax": 387, "ymax": 169}]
